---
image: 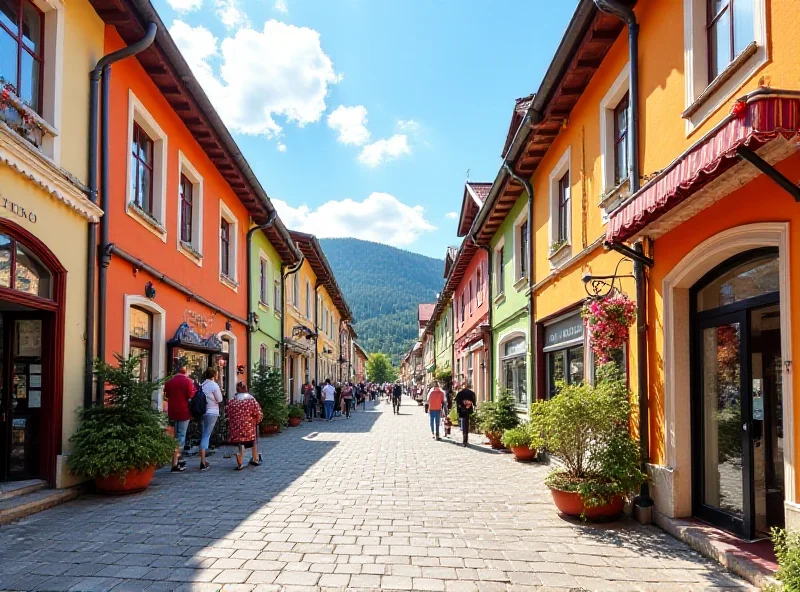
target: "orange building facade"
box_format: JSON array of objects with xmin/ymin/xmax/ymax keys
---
[{"xmin": 487, "ymin": 0, "xmax": 800, "ymax": 540}]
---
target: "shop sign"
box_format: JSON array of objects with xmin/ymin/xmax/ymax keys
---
[
  {"xmin": 0, "ymin": 196, "xmax": 37, "ymax": 223},
  {"xmin": 545, "ymin": 313, "xmax": 584, "ymax": 349}
]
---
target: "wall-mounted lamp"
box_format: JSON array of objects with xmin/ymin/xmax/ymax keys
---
[
  {"xmin": 144, "ymin": 281, "xmax": 156, "ymax": 299},
  {"xmin": 247, "ymin": 313, "xmax": 259, "ymax": 333},
  {"xmin": 226, "ymin": 320, "xmax": 233, "ymax": 331},
  {"xmin": 581, "ymin": 257, "xmax": 635, "ymax": 299}
]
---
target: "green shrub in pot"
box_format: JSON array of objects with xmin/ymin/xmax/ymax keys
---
[
  {"xmin": 251, "ymin": 362, "xmax": 287, "ymax": 429},
  {"xmin": 502, "ymin": 423, "xmax": 542, "ymax": 450},
  {"xmin": 288, "ymin": 404, "xmax": 306, "ymax": 420},
  {"xmin": 772, "ymin": 527, "xmax": 800, "ymax": 591},
  {"xmin": 68, "ymin": 355, "xmax": 175, "ymax": 480},
  {"xmin": 529, "ymin": 363, "xmax": 646, "ymax": 509},
  {"xmin": 477, "ymin": 391, "xmax": 520, "ymax": 435}
]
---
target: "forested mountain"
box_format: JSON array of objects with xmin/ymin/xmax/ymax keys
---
[{"xmin": 319, "ymin": 238, "xmax": 444, "ymax": 365}]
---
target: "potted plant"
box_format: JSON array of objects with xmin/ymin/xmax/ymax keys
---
[
  {"xmin": 477, "ymin": 391, "xmax": 520, "ymax": 449},
  {"xmin": 287, "ymin": 404, "xmax": 305, "ymax": 427},
  {"xmin": 529, "ymin": 363, "xmax": 646, "ymax": 520},
  {"xmin": 68, "ymin": 355, "xmax": 175, "ymax": 494},
  {"xmin": 502, "ymin": 423, "xmax": 542, "ymax": 462},
  {"xmin": 251, "ymin": 362, "xmax": 287, "ymax": 434}
]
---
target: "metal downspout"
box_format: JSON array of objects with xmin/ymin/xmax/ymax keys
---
[
  {"xmin": 314, "ymin": 283, "xmax": 320, "ymax": 390},
  {"xmin": 246, "ymin": 211, "xmax": 278, "ymax": 383},
  {"xmin": 504, "ymin": 163, "xmax": 536, "ymax": 403},
  {"xmin": 93, "ymin": 23, "xmax": 157, "ymax": 384},
  {"xmin": 594, "ymin": 0, "xmax": 653, "ymax": 516}
]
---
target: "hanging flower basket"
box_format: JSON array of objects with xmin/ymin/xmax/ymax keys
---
[{"xmin": 581, "ymin": 292, "xmax": 636, "ymax": 363}]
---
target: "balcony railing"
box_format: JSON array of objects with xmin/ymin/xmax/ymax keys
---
[{"xmin": 0, "ymin": 82, "xmax": 57, "ymax": 150}]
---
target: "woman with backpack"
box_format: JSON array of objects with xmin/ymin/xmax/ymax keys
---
[{"xmin": 199, "ymin": 367, "xmax": 223, "ymax": 471}]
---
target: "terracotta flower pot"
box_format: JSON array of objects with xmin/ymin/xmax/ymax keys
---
[
  {"xmin": 288, "ymin": 417, "xmax": 302, "ymax": 427},
  {"xmin": 95, "ymin": 466, "xmax": 155, "ymax": 495},
  {"xmin": 486, "ymin": 432, "xmax": 505, "ymax": 450},
  {"xmin": 549, "ymin": 487, "xmax": 625, "ymax": 520},
  {"xmin": 510, "ymin": 446, "xmax": 537, "ymax": 462},
  {"xmin": 260, "ymin": 424, "xmax": 280, "ymax": 435}
]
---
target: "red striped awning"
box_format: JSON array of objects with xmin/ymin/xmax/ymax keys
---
[{"xmin": 607, "ymin": 93, "xmax": 800, "ymax": 243}]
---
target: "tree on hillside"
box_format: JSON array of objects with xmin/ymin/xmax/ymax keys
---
[{"xmin": 366, "ymin": 352, "xmax": 398, "ymax": 384}]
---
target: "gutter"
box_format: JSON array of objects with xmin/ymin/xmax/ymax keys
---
[
  {"xmin": 88, "ymin": 22, "xmax": 157, "ymax": 405},
  {"xmin": 246, "ymin": 210, "xmax": 278, "ymax": 384},
  {"xmin": 595, "ymin": 0, "xmax": 653, "ymax": 518}
]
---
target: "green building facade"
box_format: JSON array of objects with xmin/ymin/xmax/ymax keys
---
[{"xmin": 250, "ymin": 230, "xmax": 285, "ymax": 373}]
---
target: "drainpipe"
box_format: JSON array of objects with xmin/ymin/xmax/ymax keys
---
[
  {"xmin": 595, "ymin": 0, "xmax": 652, "ymax": 518},
  {"xmin": 282, "ymin": 254, "xmax": 304, "ymax": 403},
  {"xmin": 314, "ymin": 283, "xmax": 320, "ymax": 390},
  {"xmin": 92, "ymin": 23, "xmax": 157, "ymax": 386},
  {"xmin": 504, "ymin": 163, "xmax": 536, "ymax": 404},
  {"xmin": 246, "ymin": 210, "xmax": 278, "ymax": 383}
]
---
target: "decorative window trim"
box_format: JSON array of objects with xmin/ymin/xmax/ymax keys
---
[
  {"xmin": 599, "ymin": 63, "xmax": 631, "ymax": 210},
  {"xmin": 258, "ymin": 249, "xmax": 270, "ymax": 308},
  {"xmin": 176, "ymin": 150, "xmax": 203, "ymax": 265},
  {"xmin": 494, "ymin": 237, "xmax": 505, "ymax": 297},
  {"xmin": 218, "ymin": 199, "xmax": 239, "ymax": 290},
  {"xmin": 548, "ymin": 147, "xmax": 572, "ymax": 268},
  {"xmin": 126, "ymin": 90, "xmax": 167, "ymax": 241},
  {"xmin": 512, "ymin": 207, "xmax": 529, "ymax": 287},
  {"xmin": 496, "ymin": 328, "xmax": 528, "ymax": 410},
  {"xmin": 122, "ymin": 295, "xmax": 166, "ymax": 408},
  {"xmin": 476, "ymin": 265, "xmax": 484, "ymax": 305},
  {"xmin": 682, "ymin": 0, "xmax": 767, "ymax": 135},
  {"xmin": 217, "ymin": 330, "xmax": 237, "ymax": 397}
]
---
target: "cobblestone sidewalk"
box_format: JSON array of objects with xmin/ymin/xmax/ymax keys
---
[{"xmin": 0, "ymin": 398, "xmax": 754, "ymax": 591}]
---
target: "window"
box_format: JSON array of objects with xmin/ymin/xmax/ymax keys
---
[
  {"xmin": 305, "ymin": 281, "xmax": 311, "ymax": 318},
  {"xmin": 613, "ymin": 94, "xmax": 629, "ymax": 186},
  {"xmin": 274, "ymin": 277, "xmax": 281, "ymax": 312},
  {"xmin": 592, "ymin": 345, "xmax": 627, "ymax": 385},
  {"xmin": 707, "ymin": 0, "xmax": 754, "ymax": 81},
  {"xmin": 259, "ymin": 258, "xmax": 268, "ymax": 305},
  {"xmin": 131, "ymin": 123, "xmax": 154, "ymax": 216},
  {"xmin": 467, "ymin": 353, "xmax": 473, "ymax": 388},
  {"xmin": 0, "ymin": 0, "xmax": 44, "ymax": 113},
  {"xmin": 496, "ymin": 245, "xmax": 505, "ymax": 295},
  {"xmin": 501, "ymin": 336, "xmax": 527, "ymax": 406},
  {"xmin": 0, "ymin": 234, "xmax": 52, "ymax": 298},
  {"xmin": 293, "ymin": 273, "xmax": 299, "ymax": 307},
  {"xmin": 468, "ymin": 281, "xmax": 473, "ymax": 315},
  {"xmin": 179, "ymin": 174, "xmax": 193, "ymax": 244},
  {"xmin": 129, "ymin": 306, "xmax": 153, "ymax": 381},
  {"xmin": 220, "ymin": 218, "xmax": 231, "ymax": 278},
  {"xmin": 259, "ymin": 344, "xmax": 268, "ymax": 367},
  {"xmin": 476, "ymin": 266, "xmax": 483, "ymax": 304},
  {"xmin": 176, "ymin": 152, "xmax": 203, "ymax": 259},
  {"xmin": 274, "ymin": 352, "xmax": 280, "ymax": 369},
  {"xmin": 557, "ymin": 172, "xmax": 570, "ymax": 243},
  {"xmin": 519, "ymin": 220, "xmax": 528, "ymax": 280},
  {"xmin": 546, "ymin": 345, "xmax": 584, "ymax": 399}
]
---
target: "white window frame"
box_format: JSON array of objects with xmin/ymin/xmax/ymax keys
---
[
  {"xmin": 176, "ymin": 150, "xmax": 204, "ymax": 265},
  {"xmin": 548, "ymin": 147, "xmax": 572, "ymax": 268},
  {"xmin": 476, "ymin": 266, "xmax": 484, "ymax": 305},
  {"xmin": 292, "ymin": 273, "xmax": 299, "ymax": 308},
  {"xmin": 305, "ymin": 280, "xmax": 311, "ymax": 319},
  {"xmin": 599, "ymin": 64, "xmax": 631, "ymax": 216},
  {"xmin": 683, "ymin": 0, "xmax": 767, "ymax": 135},
  {"xmin": 274, "ymin": 274, "xmax": 282, "ymax": 313},
  {"xmin": 494, "ymin": 237, "xmax": 506, "ymax": 301},
  {"xmin": 258, "ymin": 250, "xmax": 270, "ymax": 308},
  {"xmin": 32, "ymin": 0, "xmax": 63, "ymax": 162},
  {"xmin": 512, "ymin": 207, "xmax": 529, "ymax": 290},
  {"xmin": 218, "ymin": 200, "xmax": 239, "ymax": 290},
  {"xmin": 217, "ymin": 331, "xmax": 237, "ymax": 397},
  {"xmin": 126, "ymin": 90, "xmax": 168, "ymax": 241},
  {"xmin": 122, "ymin": 295, "xmax": 166, "ymax": 409}
]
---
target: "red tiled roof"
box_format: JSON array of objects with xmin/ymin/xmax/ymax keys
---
[
  {"xmin": 467, "ymin": 182, "xmax": 492, "ymax": 203},
  {"xmin": 502, "ymin": 94, "xmax": 535, "ymax": 158},
  {"xmin": 418, "ymin": 303, "xmax": 436, "ymax": 324}
]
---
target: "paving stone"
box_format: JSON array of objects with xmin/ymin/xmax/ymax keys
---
[{"xmin": 0, "ymin": 400, "xmax": 756, "ymax": 592}]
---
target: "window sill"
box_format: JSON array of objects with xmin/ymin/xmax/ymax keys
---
[
  {"xmin": 258, "ymin": 302, "xmax": 270, "ymax": 313},
  {"xmin": 548, "ymin": 242, "xmax": 572, "ymax": 269},
  {"xmin": 683, "ymin": 42, "xmax": 759, "ymax": 121},
  {"xmin": 220, "ymin": 274, "xmax": 239, "ymax": 292},
  {"xmin": 493, "ymin": 292, "xmax": 506, "ymax": 307},
  {"xmin": 127, "ymin": 203, "xmax": 167, "ymax": 242},
  {"xmin": 513, "ymin": 276, "xmax": 529, "ymax": 292},
  {"xmin": 599, "ymin": 177, "xmax": 631, "ymax": 218},
  {"xmin": 178, "ymin": 241, "xmax": 203, "ymax": 266},
  {"xmin": 0, "ymin": 86, "xmax": 58, "ymax": 151},
  {"xmin": 274, "ymin": 310, "xmax": 282, "ymax": 320}
]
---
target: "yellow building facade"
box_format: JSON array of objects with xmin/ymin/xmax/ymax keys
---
[
  {"xmin": 0, "ymin": 0, "xmax": 104, "ymax": 486},
  {"xmin": 283, "ymin": 249, "xmax": 318, "ymax": 404}
]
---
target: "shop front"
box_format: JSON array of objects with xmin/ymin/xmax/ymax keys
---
[{"xmin": 493, "ymin": 314, "xmax": 529, "ymax": 411}]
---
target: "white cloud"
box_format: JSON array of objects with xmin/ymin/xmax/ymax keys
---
[
  {"xmin": 167, "ymin": 0, "xmax": 203, "ymax": 11},
  {"xmin": 327, "ymin": 105, "xmax": 370, "ymax": 146},
  {"xmin": 273, "ymin": 193, "xmax": 436, "ymax": 247},
  {"xmin": 357, "ymin": 134, "xmax": 411, "ymax": 167},
  {"xmin": 214, "ymin": 0, "xmax": 248, "ymax": 28},
  {"xmin": 275, "ymin": 0, "xmax": 288, "ymax": 13},
  {"xmin": 397, "ymin": 119, "xmax": 419, "ymax": 133},
  {"xmin": 170, "ymin": 19, "xmax": 340, "ymax": 140},
  {"xmin": 445, "ymin": 211, "xmax": 458, "ymax": 219},
  {"xmin": 277, "ymin": 142, "xmax": 287, "ymax": 152}
]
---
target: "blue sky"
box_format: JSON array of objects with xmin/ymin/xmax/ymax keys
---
[{"xmin": 154, "ymin": 0, "xmax": 576, "ymax": 258}]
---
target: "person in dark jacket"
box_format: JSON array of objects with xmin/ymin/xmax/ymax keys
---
[{"xmin": 455, "ymin": 381, "xmax": 476, "ymax": 447}]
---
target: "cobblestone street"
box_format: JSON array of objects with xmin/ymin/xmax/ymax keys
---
[{"xmin": 0, "ymin": 399, "xmax": 754, "ymax": 592}]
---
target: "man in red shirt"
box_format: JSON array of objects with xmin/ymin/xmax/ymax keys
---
[{"xmin": 164, "ymin": 361, "xmax": 195, "ymax": 473}]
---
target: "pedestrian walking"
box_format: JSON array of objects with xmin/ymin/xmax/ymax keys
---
[
  {"xmin": 426, "ymin": 381, "xmax": 445, "ymax": 440},
  {"xmin": 392, "ymin": 382, "xmax": 402, "ymax": 414},
  {"xmin": 322, "ymin": 379, "xmax": 336, "ymax": 421},
  {"xmin": 303, "ymin": 380, "xmax": 314, "ymax": 421},
  {"xmin": 164, "ymin": 361, "xmax": 195, "ymax": 473},
  {"xmin": 455, "ymin": 381, "xmax": 476, "ymax": 447},
  {"xmin": 227, "ymin": 381, "xmax": 263, "ymax": 470},
  {"xmin": 342, "ymin": 382, "xmax": 354, "ymax": 418},
  {"xmin": 199, "ymin": 367, "xmax": 224, "ymax": 470}
]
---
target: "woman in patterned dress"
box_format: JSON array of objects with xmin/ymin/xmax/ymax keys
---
[{"xmin": 227, "ymin": 381, "xmax": 263, "ymax": 470}]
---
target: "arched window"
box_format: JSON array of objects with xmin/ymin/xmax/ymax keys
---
[
  {"xmin": 129, "ymin": 306, "xmax": 153, "ymax": 381},
  {"xmin": 260, "ymin": 343, "xmax": 268, "ymax": 367},
  {"xmin": 0, "ymin": 233, "xmax": 52, "ymax": 299}
]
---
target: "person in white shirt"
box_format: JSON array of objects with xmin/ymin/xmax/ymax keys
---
[
  {"xmin": 199, "ymin": 367, "xmax": 223, "ymax": 471},
  {"xmin": 322, "ymin": 379, "xmax": 336, "ymax": 421}
]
